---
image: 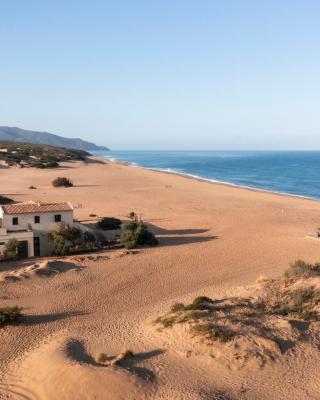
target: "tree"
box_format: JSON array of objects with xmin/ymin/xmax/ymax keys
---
[
  {"xmin": 48, "ymin": 223, "xmax": 81, "ymax": 255},
  {"xmin": 53, "ymin": 223, "xmax": 82, "ymax": 245},
  {"xmin": 49, "ymin": 233, "xmax": 72, "ymax": 256}
]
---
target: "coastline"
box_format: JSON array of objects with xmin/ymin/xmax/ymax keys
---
[{"xmin": 99, "ymin": 155, "xmax": 320, "ymax": 203}]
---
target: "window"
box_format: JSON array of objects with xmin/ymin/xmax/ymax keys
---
[
  {"xmin": 12, "ymin": 217, "xmax": 18, "ymax": 225},
  {"xmin": 54, "ymin": 214, "xmax": 62, "ymax": 222},
  {"xmin": 34, "ymin": 216, "xmax": 40, "ymax": 224}
]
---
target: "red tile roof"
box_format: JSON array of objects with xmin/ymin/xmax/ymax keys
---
[{"xmin": 1, "ymin": 201, "xmax": 73, "ymax": 215}]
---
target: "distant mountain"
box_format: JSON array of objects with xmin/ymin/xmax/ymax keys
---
[{"xmin": 0, "ymin": 126, "xmax": 109, "ymax": 151}]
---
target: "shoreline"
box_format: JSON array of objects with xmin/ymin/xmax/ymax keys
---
[{"xmin": 97, "ymin": 155, "xmax": 320, "ymax": 204}]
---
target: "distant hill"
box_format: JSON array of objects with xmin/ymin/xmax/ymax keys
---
[{"xmin": 0, "ymin": 126, "xmax": 109, "ymax": 151}]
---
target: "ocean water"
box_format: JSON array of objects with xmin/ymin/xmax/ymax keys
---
[{"xmin": 93, "ymin": 150, "xmax": 320, "ymax": 200}]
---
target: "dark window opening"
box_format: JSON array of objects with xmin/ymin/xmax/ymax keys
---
[
  {"xmin": 12, "ymin": 217, "xmax": 18, "ymax": 225},
  {"xmin": 54, "ymin": 214, "xmax": 62, "ymax": 222},
  {"xmin": 34, "ymin": 216, "xmax": 40, "ymax": 224}
]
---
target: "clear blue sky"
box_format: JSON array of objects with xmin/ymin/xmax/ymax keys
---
[{"xmin": 1, "ymin": 1, "xmax": 319, "ymax": 150}]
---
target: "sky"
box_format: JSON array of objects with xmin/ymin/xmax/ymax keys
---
[{"xmin": 1, "ymin": 0, "xmax": 320, "ymax": 150}]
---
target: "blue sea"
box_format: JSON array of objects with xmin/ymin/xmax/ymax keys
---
[{"xmin": 92, "ymin": 151, "xmax": 320, "ymax": 200}]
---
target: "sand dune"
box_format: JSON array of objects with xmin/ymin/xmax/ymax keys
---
[
  {"xmin": 1, "ymin": 158, "xmax": 320, "ymax": 399},
  {"xmin": 0, "ymin": 260, "xmax": 80, "ymax": 282},
  {"xmin": 1, "ymin": 334, "xmax": 152, "ymax": 400}
]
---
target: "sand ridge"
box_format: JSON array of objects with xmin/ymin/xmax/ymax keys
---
[
  {"xmin": 0, "ymin": 260, "xmax": 81, "ymax": 282},
  {"xmin": 1, "ymin": 333, "xmax": 153, "ymax": 400}
]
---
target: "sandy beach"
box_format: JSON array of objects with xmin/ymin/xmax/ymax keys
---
[{"xmin": 1, "ymin": 157, "xmax": 320, "ymax": 400}]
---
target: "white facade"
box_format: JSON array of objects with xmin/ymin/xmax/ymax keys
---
[{"xmin": 0, "ymin": 201, "xmax": 74, "ymax": 259}]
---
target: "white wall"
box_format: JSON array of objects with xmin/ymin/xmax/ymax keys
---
[{"xmin": 1, "ymin": 210, "xmax": 73, "ymax": 233}]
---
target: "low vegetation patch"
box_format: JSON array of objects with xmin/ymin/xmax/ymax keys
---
[
  {"xmin": 121, "ymin": 221, "xmax": 158, "ymax": 249},
  {"xmin": 255, "ymin": 262, "xmax": 320, "ymax": 320},
  {"xmin": 52, "ymin": 177, "xmax": 74, "ymax": 187},
  {"xmin": 191, "ymin": 323, "xmax": 234, "ymax": 342},
  {"xmin": 282, "ymin": 260, "xmax": 320, "ymax": 280},
  {"xmin": 96, "ymin": 217, "xmax": 122, "ymax": 230},
  {"xmin": 155, "ymin": 260, "xmax": 320, "ymax": 359},
  {"xmin": 0, "ymin": 140, "xmax": 88, "ymax": 168},
  {"xmin": 0, "ymin": 306, "xmax": 22, "ymax": 326}
]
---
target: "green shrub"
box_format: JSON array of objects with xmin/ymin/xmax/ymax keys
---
[
  {"xmin": 31, "ymin": 161, "xmax": 45, "ymax": 169},
  {"xmin": 52, "ymin": 177, "xmax": 73, "ymax": 187},
  {"xmin": 97, "ymin": 217, "xmax": 122, "ymax": 230},
  {"xmin": 53, "ymin": 223, "xmax": 82, "ymax": 243},
  {"xmin": 49, "ymin": 234, "xmax": 72, "ymax": 256},
  {"xmin": 191, "ymin": 324, "xmax": 234, "ymax": 342},
  {"xmin": 3, "ymin": 239, "xmax": 20, "ymax": 261},
  {"xmin": 120, "ymin": 222, "xmax": 158, "ymax": 249},
  {"xmin": 48, "ymin": 223, "xmax": 81, "ymax": 255},
  {"xmin": 0, "ymin": 306, "xmax": 22, "ymax": 326}
]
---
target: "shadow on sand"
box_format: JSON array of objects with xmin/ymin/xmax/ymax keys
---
[
  {"xmin": 0, "ymin": 258, "xmax": 44, "ymax": 273},
  {"xmin": 74, "ymin": 184, "xmax": 101, "ymax": 188},
  {"xmin": 159, "ymin": 235, "xmax": 218, "ymax": 246},
  {"xmin": 66, "ymin": 339, "xmax": 163, "ymax": 381},
  {"xmin": 22, "ymin": 311, "xmax": 88, "ymax": 325},
  {"xmin": 146, "ymin": 223, "xmax": 218, "ymax": 247}
]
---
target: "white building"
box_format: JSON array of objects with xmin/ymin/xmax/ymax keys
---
[{"xmin": 0, "ymin": 201, "xmax": 74, "ymax": 259}]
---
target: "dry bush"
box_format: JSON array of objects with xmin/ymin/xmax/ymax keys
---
[
  {"xmin": 95, "ymin": 349, "xmax": 134, "ymax": 366},
  {"xmin": 95, "ymin": 353, "xmax": 107, "ymax": 364},
  {"xmin": 256, "ymin": 275, "xmax": 268, "ymax": 284},
  {"xmin": 52, "ymin": 177, "xmax": 73, "ymax": 187},
  {"xmin": 283, "ymin": 260, "xmax": 320, "ymax": 280}
]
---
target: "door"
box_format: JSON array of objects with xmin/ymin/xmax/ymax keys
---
[
  {"xmin": 18, "ymin": 241, "xmax": 29, "ymax": 259},
  {"xmin": 33, "ymin": 237, "xmax": 40, "ymax": 257}
]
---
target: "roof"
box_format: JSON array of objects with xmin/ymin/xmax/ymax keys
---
[{"xmin": 0, "ymin": 201, "xmax": 73, "ymax": 215}]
